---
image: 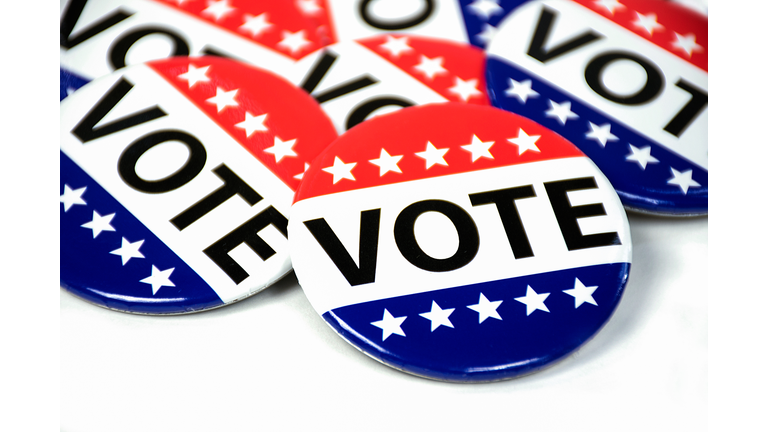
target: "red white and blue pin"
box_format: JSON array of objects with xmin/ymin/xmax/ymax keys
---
[
  {"xmin": 485, "ymin": 0, "xmax": 707, "ymax": 215},
  {"xmin": 60, "ymin": 56, "xmax": 337, "ymax": 314},
  {"xmin": 288, "ymin": 103, "xmax": 632, "ymax": 381},
  {"xmin": 60, "ymin": 0, "xmax": 326, "ymax": 99}
]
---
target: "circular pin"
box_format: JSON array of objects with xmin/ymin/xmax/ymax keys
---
[
  {"xmin": 485, "ymin": 0, "xmax": 707, "ymax": 215},
  {"xmin": 59, "ymin": 0, "xmax": 325, "ymax": 100},
  {"xmin": 60, "ymin": 56, "xmax": 337, "ymax": 314},
  {"xmin": 287, "ymin": 34, "xmax": 490, "ymax": 134},
  {"xmin": 288, "ymin": 103, "xmax": 632, "ymax": 381}
]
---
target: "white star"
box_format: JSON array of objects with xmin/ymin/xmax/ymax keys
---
[
  {"xmin": 264, "ymin": 136, "xmax": 298, "ymax": 163},
  {"xmin": 413, "ymin": 55, "xmax": 447, "ymax": 80},
  {"xmin": 585, "ymin": 122, "xmax": 618, "ymax": 147},
  {"xmin": 81, "ymin": 211, "xmax": 116, "ymax": 238},
  {"xmin": 514, "ymin": 285, "xmax": 550, "ymax": 316},
  {"xmin": 667, "ymin": 167, "xmax": 700, "ymax": 194},
  {"xmin": 297, "ymin": 0, "xmax": 323, "ymax": 15},
  {"xmin": 671, "ymin": 32, "xmax": 703, "ymax": 57},
  {"xmin": 277, "ymin": 30, "xmax": 312, "ymax": 55},
  {"xmin": 633, "ymin": 12, "xmax": 664, "ymax": 36},
  {"xmin": 177, "ymin": 65, "xmax": 210, "ymax": 88},
  {"xmin": 461, "ymin": 134, "xmax": 495, "ymax": 162},
  {"xmin": 415, "ymin": 141, "xmax": 449, "ymax": 169},
  {"xmin": 467, "ymin": 293, "xmax": 503, "ymax": 323},
  {"xmin": 206, "ymin": 87, "xmax": 239, "ymax": 112},
  {"xmin": 369, "ymin": 148, "xmax": 403, "ymax": 176},
  {"xmin": 140, "ymin": 265, "xmax": 175, "ymax": 295},
  {"xmin": 507, "ymin": 128, "xmax": 541, "ymax": 155},
  {"xmin": 545, "ymin": 100, "xmax": 579, "ymax": 125},
  {"xmin": 322, "ymin": 156, "xmax": 356, "ymax": 184},
  {"xmin": 294, "ymin": 162, "xmax": 310, "ymax": 180},
  {"xmin": 625, "ymin": 144, "xmax": 659, "ymax": 169},
  {"xmin": 419, "ymin": 301, "xmax": 455, "ymax": 332},
  {"xmin": 235, "ymin": 112, "xmax": 268, "ymax": 137},
  {"xmin": 240, "ymin": 13, "xmax": 272, "ymax": 38},
  {"xmin": 371, "ymin": 309, "xmax": 407, "ymax": 341},
  {"xmin": 563, "ymin": 278, "xmax": 598, "ymax": 308},
  {"xmin": 110, "ymin": 237, "xmax": 145, "ymax": 265},
  {"xmin": 467, "ymin": 0, "xmax": 503, "ymax": 20},
  {"xmin": 505, "ymin": 78, "xmax": 539, "ymax": 104},
  {"xmin": 60, "ymin": 184, "xmax": 86, "ymax": 212},
  {"xmin": 475, "ymin": 23, "xmax": 498, "ymax": 45},
  {"xmin": 379, "ymin": 35, "xmax": 413, "ymax": 58},
  {"xmin": 448, "ymin": 76, "xmax": 482, "ymax": 102},
  {"xmin": 593, "ymin": 0, "xmax": 625, "ymax": 15},
  {"xmin": 66, "ymin": 87, "xmax": 77, "ymax": 96},
  {"xmin": 201, "ymin": 0, "xmax": 236, "ymax": 22}
]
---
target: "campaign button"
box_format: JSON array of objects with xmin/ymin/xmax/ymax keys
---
[
  {"xmin": 286, "ymin": 34, "xmax": 490, "ymax": 134},
  {"xmin": 306, "ymin": 0, "xmax": 532, "ymax": 49},
  {"xmin": 485, "ymin": 0, "xmax": 707, "ymax": 216},
  {"xmin": 60, "ymin": 0, "xmax": 326, "ymax": 100},
  {"xmin": 288, "ymin": 103, "xmax": 632, "ymax": 381},
  {"xmin": 60, "ymin": 56, "xmax": 337, "ymax": 314}
]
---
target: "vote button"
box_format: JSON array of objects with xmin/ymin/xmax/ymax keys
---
[
  {"xmin": 288, "ymin": 103, "xmax": 632, "ymax": 381},
  {"xmin": 60, "ymin": 56, "xmax": 337, "ymax": 314}
]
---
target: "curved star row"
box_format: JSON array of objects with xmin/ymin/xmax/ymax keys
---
[
  {"xmin": 321, "ymin": 128, "xmax": 542, "ymax": 185},
  {"xmin": 371, "ymin": 278, "xmax": 599, "ymax": 341},
  {"xmin": 162, "ymin": 0, "xmax": 316, "ymax": 56},
  {"xmin": 61, "ymin": 184, "xmax": 175, "ymax": 296},
  {"xmin": 376, "ymin": 35, "xmax": 485, "ymax": 103},
  {"xmin": 505, "ymin": 77, "xmax": 702, "ymax": 194},
  {"xmin": 176, "ymin": 63, "xmax": 307, "ymax": 178}
]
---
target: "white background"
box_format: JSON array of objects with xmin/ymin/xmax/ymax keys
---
[
  {"xmin": 60, "ymin": 212, "xmax": 706, "ymax": 431},
  {"xmin": 1, "ymin": 1, "xmax": 761, "ymax": 430}
]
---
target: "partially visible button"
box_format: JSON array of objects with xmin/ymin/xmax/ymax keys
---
[
  {"xmin": 485, "ymin": 0, "xmax": 708, "ymax": 215},
  {"xmin": 60, "ymin": 56, "xmax": 337, "ymax": 314},
  {"xmin": 286, "ymin": 33, "xmax": 490, "ymax": 134},
  {"xmin": 59, "ymin": 0, "xmax": 327, "ymax": 100}
]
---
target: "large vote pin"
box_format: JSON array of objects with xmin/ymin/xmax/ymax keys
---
[{"xmin": 288, "ymin": 103, "xmax": 632, "ymax": 381}]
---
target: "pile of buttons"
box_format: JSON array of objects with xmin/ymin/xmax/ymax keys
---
[{"xmin": 60, "ymin": 0, "xmax": 707, "ymax": 382}]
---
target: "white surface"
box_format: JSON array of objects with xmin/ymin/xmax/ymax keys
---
[{"xmin": 61, "ymin": 212, "xmax": 707, "ymax": 432}]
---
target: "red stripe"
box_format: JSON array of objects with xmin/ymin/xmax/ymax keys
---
[
  {"xmin": 148, "ymin": 0, "xmax": 324, "ymax": 60},
  {"xmin": 356, "ymin": 35, "xmax": 491, "ymax": 105},
  {"xmin": 295, "ymin": 103, "xmax": 585, "ymax": 201},
  {"xmin": 147, "ymin": 56, "xmax": 338, "ymax": 191},
  {"xmin": 572, "ymin": 0, "xmax": 707, "ymax": 72},
  {"xmin": 305, "ymin": 0, "xmax": 338, "ymax": 46}
]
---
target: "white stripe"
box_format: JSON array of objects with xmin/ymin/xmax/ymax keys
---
[
  {"xmin": 487, "ymin": 0, "xmax": 708, "ymax": 170},
  {"xmin": 60, "ymin": 64, "xmax": 294, "ymax": 303},
  {"xmin": 285, "ymin": 41, "xmax": 451, "ymax": 134},
  {"xmin": 326, "ymin": 0, "xmax": 469, "ymax": 44},
  {"xmin": 289, "ymin": 157, "xmax": 631, "ymax": 314},
  {"xmin": 60, "ymin": 0, "xmax": 297, "ymax": 81}
]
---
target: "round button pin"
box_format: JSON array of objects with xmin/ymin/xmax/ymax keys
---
[
  {"xmin": 288, "ymin": 103, "xmax": 632, "ymax": 381},
  {"xmin": 60, "ymin": 56, "xmax": 338, "ymax": 314},
  {"xmin": 59, "ymin": 0, "xmax": 326, "ymax": 100},
  {"xmin": 287, "ymin": 33, "xmax": 490, "ymax": 134},
  {"xmin": 485, "ymin": 0, "xmax": 707, "ymax": 215}
]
